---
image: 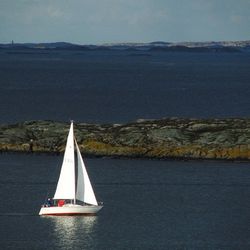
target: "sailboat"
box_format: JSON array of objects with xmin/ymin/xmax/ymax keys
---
[{"xmin": 39, "ymin": 122, "xmax": 103, "ymax": 216}]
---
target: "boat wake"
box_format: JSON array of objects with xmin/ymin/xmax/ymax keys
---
[{"xmin": 0, "ymin": 212, "xmax": 36, "ymax": 217}]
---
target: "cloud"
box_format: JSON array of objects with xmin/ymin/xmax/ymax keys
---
[
  {"xmin": 126, "ymin": 8, "xmax": 169, "ymax": 26},
  {"xmin": 46, "ymin": 6, "xmax": 64, "ymax": 18},
  {"xmin": 80, "ymin": 0, "xmax": 169, "ymax": 31},
  {"xmin": 26, "ymin": 3, "xmax": 65, "ymax": 21},
  {"xmin": 230, "ymin": 15, "xmax": 243, "ymax": 24}
]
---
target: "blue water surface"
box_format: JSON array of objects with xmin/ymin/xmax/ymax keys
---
[
  {"xmin": 0, "ymin": 154, "xmax": 250, "ymax": 249},
  {"xmin": 0, "ymin": 50, "xmax": 249, "ymax": 123}
]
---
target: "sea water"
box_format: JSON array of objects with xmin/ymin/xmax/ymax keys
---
[
  {"xmin": 0, "ymin": 50, "xmax": 249, "ymax": 123},
  {"xmin": 0, "ymin": 154, "xmax": 250, "ymax": 249}
]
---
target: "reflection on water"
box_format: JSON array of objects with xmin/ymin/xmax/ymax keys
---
[{"xmin": 48, "ymin": 216, "xmax": 98, "ymax": 249}]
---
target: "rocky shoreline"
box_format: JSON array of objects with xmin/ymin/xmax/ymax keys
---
[{"xmin": 0, "ymin": 118, "xmax": 249, "ymax": 160}]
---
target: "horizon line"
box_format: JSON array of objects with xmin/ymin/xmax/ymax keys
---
[{"xmin": 1, "ymin": 39, "xmax": 250, "ymax": 46}]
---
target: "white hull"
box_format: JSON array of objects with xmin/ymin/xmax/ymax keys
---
[{"xmin": 39, "ymin": 204, "xmax": 103, "ymax": 216}]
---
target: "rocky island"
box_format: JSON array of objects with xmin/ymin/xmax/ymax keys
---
[{"xmin": 0, "ymin": 118, "xmax": 249, "ymax": 160}]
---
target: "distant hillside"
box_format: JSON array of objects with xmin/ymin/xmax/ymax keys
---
[{"xmin": 0, "ymin": 40, "xmax": 250, "ymax": 53}]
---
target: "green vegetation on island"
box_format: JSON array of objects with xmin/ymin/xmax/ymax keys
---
[{"xmin": 0, "ymin": 118, "xmax": 249, "ymax": 160}]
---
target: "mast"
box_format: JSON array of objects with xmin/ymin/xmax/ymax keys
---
[{"xmin": 73, "ymin": 121, "xmax": 76, "ymax": 205}]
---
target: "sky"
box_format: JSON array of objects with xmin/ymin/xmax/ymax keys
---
[{"xmin": 0, "ymin": 0, "xmax": 249, "ymax": 44}]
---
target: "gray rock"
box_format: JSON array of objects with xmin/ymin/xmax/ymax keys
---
[{"xmin": 0, "ymin": 118, "xmax": 249, "ymax": 160}]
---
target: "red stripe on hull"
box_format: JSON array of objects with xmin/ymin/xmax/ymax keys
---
[{"xmin": 42, "ymin": 213, "xmax": 97, "ymax": 216}]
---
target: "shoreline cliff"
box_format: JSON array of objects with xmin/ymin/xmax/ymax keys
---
[{"xmin": 0, "ymin": 118, "xmax": 249, "ymax": 161}]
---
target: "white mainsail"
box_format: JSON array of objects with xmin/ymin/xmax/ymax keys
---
[
  {"xmin": 53, "ymin": 123, "xmax": 75, "ymax": 200},
  {"xmin": 75, "ymin": 141, "xmax": 98, "ymax": 206}
]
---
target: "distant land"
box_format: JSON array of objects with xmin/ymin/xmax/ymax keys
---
[
  {"xmin": 0, "ymin": 41, "xmax": 250, "ymax": 53},
  {"xmin": 0, "ymin": 119, "xmax": 249, "ymax": 161}
]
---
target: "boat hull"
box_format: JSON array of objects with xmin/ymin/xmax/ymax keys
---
[{"xmin": 39, "ymin": 204, "xmax": 103, "ymax": 216}]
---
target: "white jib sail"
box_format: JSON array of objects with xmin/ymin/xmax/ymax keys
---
[
  {"xmin": 54, "ymin": 122, "xmax": 76, "ymax": 200},
  {"xmin": 75, "ymin": 140, "xmax": 98, "ymax": 206}
]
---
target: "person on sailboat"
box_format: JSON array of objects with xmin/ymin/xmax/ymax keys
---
[
  {"xmin": 48, "ymin": 198, "xmax": 53, "ymax": 207},
  {"xmin": 44, "ymin": 198, "xmax": 53, "ymax": 207},
  {"xmin": 58, "ymin": 200, "xmax": 65, "ymax": 207}
]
